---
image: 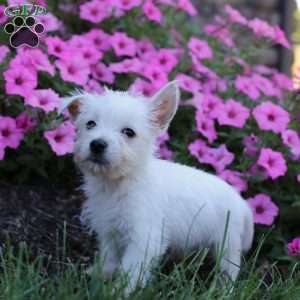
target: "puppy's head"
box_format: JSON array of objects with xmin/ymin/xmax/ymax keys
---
[{"xmin": 61, "ymin": 81, "xmax": 179, "ymax": 179}]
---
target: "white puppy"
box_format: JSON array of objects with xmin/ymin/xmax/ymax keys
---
[{"xmin": 62, "ymin": 82, "xmax": 254, "ymax": 292}]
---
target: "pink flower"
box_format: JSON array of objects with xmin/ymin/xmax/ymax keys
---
[
  {"xmin": 253, "ymin": 101, "xmax": 290, "ymax": 134},
  {"xmin": 142, "ymin": 64, "xmax": 168, "ymax": 88},
  {"xmin": 219, "ymin": 170, "xmax": 248, "ymax": 193},
  {"xmin": 204, "ymin": 24, "xmax": 234, "ymax": 47},
  {"xmin": 85, "ymin": 79, "xmax": 104, "ymax": 94},
  {"xmin": 281, "ymin": 129, "xmax": 300, "ymax": 157},
  {"xmin": 80, "ymin": 46, "xmax": 103, "ymax": 66},
  {"xmin": 37, "ymin": 13, "xmax": 61, "ymax": 32},
  {"xmin": 0, "ymin": 46, "xmax": 9, "ymax": 64},
  {"xmin": 243, "ymin": 134, "xmax": 260, "ymax": 157},
  {"xmin": 84, "ymin": 29, "xmax": 111, "ymax": 51},
  {"xmin": 25, "ymin": 89, "xmax": 60, "ymax": 113},
  {"xmin": 80, "ymin": 0, "xmax": 111, "ymax": 23},
  {"xmin": 0, "ymin": 5, "xmax": 8, "ymax": 24},
  {"xmin": 175, "ymin": 73, "xmax": 201, "ymax": 94},
  {"xmin": 177, "ymin": 0, "xmax": 197, "ymax": 16},
  {"xmin": 129, "ymin": 78, "xmax": 158, "ymax": 97},
  {"xmin": 252, "ymin": 74, "xmax": 278, "ymax": 97},
  {"xmin": 44, "ymin": 121, "xmax": 76, "ymax": 156},
  {"xmin": 45, "ymin": 37, "xmax": 70, "ymax": 58},
  {"xmin": 4, "ymin": 67, "xmax": 37, "ymax": 97},
  {"xmin": 92, "ymin": 63, "xmax": 115, "ymax": 84},
  {"xmin": 0, "ymin": 116, "xmax": 23, "ymax": 149},
  {"xmin": 110, "ymin": 32, "xmax": 136, "ymax": 57},
  {"xmin": 297, "ymin": 175, "xmax": 300, "ymax": 183},
  {"xmin": 272, "ymin": 72, "xmax": 293, "ymax": 91},
  {"xmin": 16, "ymin": 112, "xmax": 35, "ymax": 133},
  {"xmin": 188, "ymin": 139, "xmax": 212, "ymax": 164},
  {"xmin": 188, "ymin": 37, "xmax": 213, "ymax": 60},
  {"xmin": 110, "ymin": 58, "xmax": 141, "ymax": 74},
  {"xmin": 257, "ymin": 148, "xmax": 287, "ymax": 180},
  {"xmin": 153, "ymin": 49, "xmax": 178, "ymax": 73},
  {"xmin": 143, "ymin": 1, "xmax": 162, "ymax": 24},
  {"xmin": 0, "ymin": 145, "xmax": 5, "ymax": 160},
  {"xmin": 273, "ymin": 25, "xmax": 291, "ymax": 49},
  {"xmin": 207, "ymin": 144, "xmax": 234, "ymax": 173},
  {"xmin": 248, "ymin": 18, "xmax": 275, "ymax": 40},
  {"xmin": 156, "ymin": 133, "xmax": 172, "ymax": 160},
  {"xmin": 287, "ymin": 237, "xmax": 300, "ymax": 257},
  {"xmin": 247, "ymin": 194, "xmax": 279, "ymax": 225},
  {"xmin": 197, "ymin": 93, "xmax": 223, "ymax": 119},
  {"xmin": 196, "ymin": 111, "xmax": 217, "ymax": 144},
  {"xmin": 224, "ymin": 5, "xmax": 247, "ymax": 25},
  {"xmin": 217, "ymin": 99, "xmax": 249, "ymax": 128},
  {"xmin": 56, "ymin": 56, "xmax": 90, "ymax": 86},
  {"xmin": 114, "ymin": 0, "xmax": 141, "ymax": 11},
  {"xmin": 136, "ymin": 39, "xmax": 156, "ymax": 57},
  {"xmin": 235, "ymin": 75, "xmax": 260, "ymax": 101}
]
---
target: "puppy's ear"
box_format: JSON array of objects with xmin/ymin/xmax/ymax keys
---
[
  {"xmin": 60, "ymin": 96, "xmax": 83, "ymax": 120},
  {"xmin": 149, "ymin": 81, "xmax": 180, "ymax": 131}
]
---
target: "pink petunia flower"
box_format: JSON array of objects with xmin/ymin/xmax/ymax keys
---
[
  {"xmin": 273, "ymin": 25, "xmax": 291, "ymax": 49},
  {"xmin": 247, "ymin": 194, "xmax": 279, "ymax": 225},
  {"xmin": 243, "ymin": 134, "xmax": 260, "ymax": 157},
  {"xmin": 80, "ymin": 0, "xmax": 111, "ymax": 23},
  {"xmin": 196, "ymin": 111, "xmax": 217, "ymax": 144},
  {"xmin": 297, "ymin": 175, "xmax": 300, "ymax": 183},
  {"xmin": 177, "ymin": 0, "xmax": 197, "ymax": 16},
  {"xmin": 235, "ymin": 75, "xmax": 260, "ymax": 101},
  {"xmin": 224, "ymin": 4, "xmax": 247, "ymax": 25},
  {"xmin": 4, "ymin": 67, "xmax": 37, "ymax": 97},
  {"xmin": 109, "ymin": 58, "xmax": 142, "ymax": 74},
  {"xmin": 44, "ymin": 121, "xmax": 76, "ymax": 156},
  {"xmin": 0, "ymin": 5, "xmax": 8, "ymax": 24},
  {"xmin": 204, "ymin": 23, "xmax": 235, "ymax": 47},
  {"xmin": 142, "ymin": 64, "xmax": 168, "ymax": 88},
  {"xmin": 152, "ymin": 48, "xmax": 178, "ymax": 73},
  {"xmin": 253, "ymin": 101, "xmax": 290, "ymax": 134},
  {"xmin": 188, "ymin": 139, "xmax": 212, "ymax": 165},
  {"xmin": 84, "ymin": 29, "xmax": 111, "ymax": 51},
  {"xmin": 287, "ymin": 237, "xmax": 300, "ymax": 257},
  {"xmin": 110, "ymin": 32, "xmax": 136, "ymax": 57},
  {"xmin": 248, "ymin": 18, "xmax": 275, "ymax": 40},
  {"xmin": 25, "ymin": 89, "xmax": 60, "ymax": 113},
  {"xmin": 188, "ymin": 37, "xmax": 213, "ymax": 61},
  {"xmin": 207, "ymin": 144, "xmax": 234, "ymax": 173},
  {"xmin": 56, "ymin": 56, "xmax": 90, "ymax": 86},
  {"xmin": 0, "ymin": 116, "xmax": 23, "ymax": 149},
  {"xmin": 45, "ymin": 36, "xmax": 70, "ymax": 58},
  {"xmin": 136, "ymin": 39, "xmax": 156, "ymax": 57},
  {"xmin": 37, "ymin": 13, "xmax": 61, "ymax": 32},
  {"xmin": 114, "ymin": 0, "xmax": 141, "ymax": 11},
  {"xmin": 196, "ymin": 93, "xmax": 223, "ymax": 119},
  {"xmin": 79, "ymin": 46, "xmax": 103, "ymax": 66},
  {"xmin": 175, "ymin": 73, "xmax": 201, "ymax": 94},
  {"xmin": 85, "ymin": 79, "xmax": 104, "ymax": 94},
  {"xmin": 217, "ymin": 99, "xmax": 249, "ymax": 128},
  {"xmin": 143, "ymin": 1, "xmax": 162, "ymax": 24},
  {"xmin": 0, "ymin": 46, "xmax": 9, "ymax": 64},
  {"xmin": 219, "ymin": 170, "xmax": 248, "ymax": 193},
  {"xmin": 156, "ymin": 133, "xmax": 172, "ymax": 160},
  {"xmin": 257, "ymin": 148, "xmax": 287, "ymax": 180},
  {"xmin": 92, "ymin": 63, "xmax": 115, "ymax": 84},
  {"xmin": 16, "ymin": 112, "xmax": 35, "ymax": 133},
  {"xmin": 272, "ymin": 72, "xmax": 293, "ymax": 91},
  {"xmin": 281, "ymin": 129, "xmax": 300, "ymax": 157},
  {"xmin": 129, "ymin": 78, "xmax": 158, "ymax": 97}
]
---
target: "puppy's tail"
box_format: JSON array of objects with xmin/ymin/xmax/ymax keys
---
[{"xmin": 242, "ymin": 204, "xmax": 254, "ymax": 253}]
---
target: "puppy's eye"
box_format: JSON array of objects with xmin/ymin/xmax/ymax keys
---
[
  {"xmin": 122, "ymin": 128, "xmax": 136, "ymax": 138},
  {"xmin": 86, "ymin": 120, "xmax": 96, "ymax": 130}
]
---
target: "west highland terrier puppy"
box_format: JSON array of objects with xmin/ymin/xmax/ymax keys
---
[{"xmin": 62, "ymin": 81, "xmax": 254, "ymax": 293}]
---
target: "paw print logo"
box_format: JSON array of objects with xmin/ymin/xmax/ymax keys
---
[{"xmin": 4, "ymin": 16, "xmax": 44, "ymax": 48}]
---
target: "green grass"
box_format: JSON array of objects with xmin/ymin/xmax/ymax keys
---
[{"xmin": 1, "ymin": 243, "xmax": 300, "ymax": 300}]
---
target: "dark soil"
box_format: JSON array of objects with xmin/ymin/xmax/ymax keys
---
[{"xmin": 0, "ymin": 181, "xmax": 97, "ymax": 271}]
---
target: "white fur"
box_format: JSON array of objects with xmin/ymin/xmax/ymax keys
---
[{"xmin": 63, "ymin": 82, "xmax": 254, "ymax": 293}]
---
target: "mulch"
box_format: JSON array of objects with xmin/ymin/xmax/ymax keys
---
[{"xmin": 0, "ymin": 181, "xmax": 97, "ymax": 271}]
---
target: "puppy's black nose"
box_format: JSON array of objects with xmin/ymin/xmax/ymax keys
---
[{"xmin": 90, "ymin": 139, "xmax": 108, "ymax": 154}]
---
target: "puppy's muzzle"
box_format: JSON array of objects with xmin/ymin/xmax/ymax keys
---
[{"xmin": 89, "ymin": 139, "xmax": 108, "ymax": 164}]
